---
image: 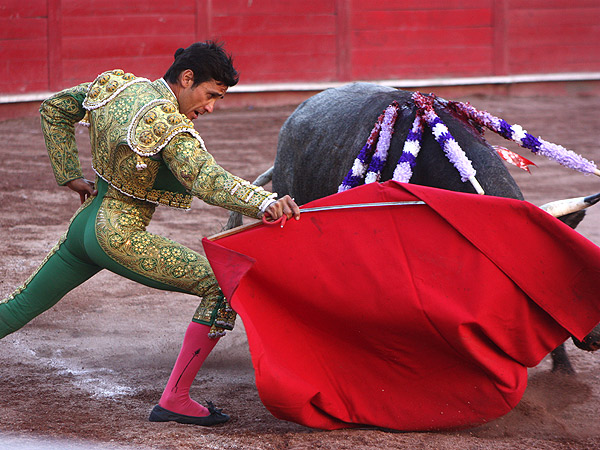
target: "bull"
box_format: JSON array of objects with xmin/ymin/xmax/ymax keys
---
[{"xmin": 228, "ymin": 82, "xmax": 599, "ymax": 373}]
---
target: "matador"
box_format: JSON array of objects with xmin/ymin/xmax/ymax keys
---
[{"xmin": 0, "ymin": 42, "xmax": 300, "ymax": 426}]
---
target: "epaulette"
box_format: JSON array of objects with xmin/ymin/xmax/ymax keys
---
[
  {"xmin": 83, "ymin": 69, "xmax": 149, "ymax": 110},
  {"xmin": 128, "ymin": 99, "xmax": 203, "ymax": 165}
]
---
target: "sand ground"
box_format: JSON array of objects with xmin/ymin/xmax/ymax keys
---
[{"xmin": 1, "ymin": 94, "xmax": 599, "ymax": 449}]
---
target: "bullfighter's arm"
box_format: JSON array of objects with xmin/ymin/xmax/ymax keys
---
[
  {"xmin": 39, "ymin": 83, "xmax": 90, "ymax": 186},
  {"xmin": 161, "ymin": 133, "xmax": 276, "ymax": 218}
]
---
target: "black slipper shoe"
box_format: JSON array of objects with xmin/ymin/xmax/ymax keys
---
[{"xmin": 149, "ymin": 401, "xmax": 230, "ymax": 426}]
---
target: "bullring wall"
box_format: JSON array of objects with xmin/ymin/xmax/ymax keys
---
[{"xmin": 1, "ymin": 0, "xmax": 599, "ymax": 98}]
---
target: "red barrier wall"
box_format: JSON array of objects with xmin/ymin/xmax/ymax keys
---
[{"xmin": 1, "ymin": 0, "xmax": 599, "ymax": 95}]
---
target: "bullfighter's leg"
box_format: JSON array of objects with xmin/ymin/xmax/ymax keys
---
[
  {"xmin": 148, "ymin": 322, "xmax": 230, "ymax": 425},
  {"xmin": 0, "ymin": 236, "xmax": 101, "ymax": 338},
  {"xmin": 90, "ymin": 194, "xmax": 234, "ymax": 424},
  {"xmin": 0, "ymin": 198, "xmax": 102, "ymax": 338}
]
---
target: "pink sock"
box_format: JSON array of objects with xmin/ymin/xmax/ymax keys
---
[{"xmin": 158, "ymin": 322, "xmax": 219, "ymax": 417}]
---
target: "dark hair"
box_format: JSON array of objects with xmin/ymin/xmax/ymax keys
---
[{"xmin": 163, "ymin": 41, "xmax": 239, "ymax": 87}]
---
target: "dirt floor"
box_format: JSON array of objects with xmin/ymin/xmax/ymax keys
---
[{"xmin": 0, "ymin": 92, "xmax": 599, "ymax": 450}]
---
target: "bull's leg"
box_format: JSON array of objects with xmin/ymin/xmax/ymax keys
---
[
  {"xmin": 550, "ymin": 344, "xmax": 575, "ymax": 374},
  {"xmin": 548, "ymin": 209, "xmax": 589, "ymax": 374},
  {"xmin": 549, "ymin": 323, "xmax": 599, "ymax": 374}
]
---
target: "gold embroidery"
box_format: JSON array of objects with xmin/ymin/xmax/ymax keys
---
[
  {"xmin": 83, "ymin": 70, "xmax": 149, "ymax": 111},
  {"xmin": 42, "ymin": 71, "xmax": 273, "ymax": 216},
  {"xmin": 167, "ymin": 114, "xmax": 181, "ymax": 125},
  {"xmin": 128, "ymin": 99, "xmax": 196, "ymax": 157},
  {"xmin": 139, "ymin": 131, "xmax": 154, "ymax": 145},
  {"xmin": 106, "ymin": 80, "xmax": 119, "ymax": 93},
  {"xmin": 2, "ymin": 197, "xmax": 95, "ymax": 304},
  {"xmin": 163, "ymin": 134, "xmax": 275, "ymax": 218},
  {"xmin": 153, "ymin": 122, "xmax": 168, "ymax": 137},
  {"xmin": 94, "ymin": 192, "xmax": 235, "ymax": 333},
  {"xmin": 161, "ymin": 103, "xmax": 176, "ymax": 113},
  {"xmin": 145, "ymin": 110, "xmax": 157, "ymax": 125},
  {"xmin": 1, "ymin": 235, "xmax": 66, "ymax": 305},
  {"xmin": 40, "ymin": 83, "xmax": 89, "ymax": 185},
  {"xmin": 89, "ymin": 86, "xmax": 101, "ymax": 99},
  {"xmin": 86, "ymin": 79, "xmax": 195, "ymax": 209}
]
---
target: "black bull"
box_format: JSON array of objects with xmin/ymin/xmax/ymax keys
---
[
  {"xmin": 236, "ymin": 83, "xmax": 593, "ymax": 372},
  {"xmin": 273, "ymin": 83, "xmax": 521, "ymax": 204}
]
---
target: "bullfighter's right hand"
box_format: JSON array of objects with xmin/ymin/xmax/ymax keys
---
[
  {"xmin": 66, "ymin": 178, "xmax": 98, "ymax": 204},
  {"xmin": 264, "ymin": 195, "xmax": 301, "ymax": 222}
]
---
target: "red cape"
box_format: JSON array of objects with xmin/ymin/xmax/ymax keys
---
[{"xmin": 203, "ymin": 181, "xmax": 600, "ymax": 431}]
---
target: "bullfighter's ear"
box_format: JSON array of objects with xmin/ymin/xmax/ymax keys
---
[{"xmin": 179, "ymin": 69, "xmax": 194, "ymax": 87}]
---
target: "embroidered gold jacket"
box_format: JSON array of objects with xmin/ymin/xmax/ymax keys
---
[{"xmin": 40, "ymin": 69, "xmax": 276, "ymax": 216}]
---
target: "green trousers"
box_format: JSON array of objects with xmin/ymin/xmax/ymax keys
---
[{"xmin": 0, "ymin": 179, "xmax": 235, "ymax": 339}]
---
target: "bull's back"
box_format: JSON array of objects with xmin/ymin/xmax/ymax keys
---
[{"xmin": 274, "ymin": 83, "xmax": 522, "ymax": 205}]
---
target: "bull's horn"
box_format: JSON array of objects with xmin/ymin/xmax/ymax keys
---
[
  {"xmin": 539, "ymin": 192, "xmax": 600, "ymax": 217},
  {"xmin": 252, "ymin": 166, "xmax": 274, "ymax": 187}
]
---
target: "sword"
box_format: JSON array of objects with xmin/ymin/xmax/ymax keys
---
[
  {"xmin": 299, "ymin": 200, "xmax": 425, "ymax": 214},
  {"xmin": 209, "ymin": 200, "xmax": 426, "ymax": 240},
  {"xmin": 269, "ymin": 200, "xmax": 426, "ymax": 227}
]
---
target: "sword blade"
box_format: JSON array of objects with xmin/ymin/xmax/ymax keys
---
[{"xmin": 300, "ymin": 200, "xmax": 425, "ymax": 213}]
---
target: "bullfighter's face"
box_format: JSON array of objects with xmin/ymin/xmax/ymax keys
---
[{"xmin": 175, "ymin": 70, "xmax": 228, "ymax": 120}]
